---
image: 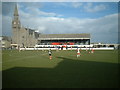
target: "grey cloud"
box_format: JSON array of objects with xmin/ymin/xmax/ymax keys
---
[
  {"xmin": 18, "ymin": 4, "xmax": 62, "ymax": 18},
  {"xmin": 0, "ymin": 14, "xmax": 1, "ymax": 36},
  {"xmin": 3, "ymin": 12, "xmax": 118, "ymax": 43},
  {"xmin": 2, "ymin": 2, "xmax": 118, "ymax": 43},
  {"xmin": 0, "ymin": 2, "xmax": 1, "ymax": 14},
  {"xmin": 2, "ymin": 2, "xmax": 15, "ymax": 16},
  {"xmin": 20, "ymin": 13, "xmax": 117, "ymax": 43},
  {"xmin": 2, "ymin": 2, "xmax": 15, "ymax": 36},
  {"xmin": 2, "ymin": 15, "xmax": 12, "ymax": 36}
]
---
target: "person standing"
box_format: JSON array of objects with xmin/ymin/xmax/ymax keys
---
[
  {"xmin": 91, "ymin": 48, "xmax": 94, "ymax": 53},
  {"xmin": 48, "ymin": 49, "xmax": 52, "ymax": 60},
  {"xmin": 77, "ymin": 48, "xmax": 81, "ymax": 58}
]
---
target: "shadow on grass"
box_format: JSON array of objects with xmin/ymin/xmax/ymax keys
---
[{"xmin": 2, "ymin": 57, "xmax": 119, "ymax": 88}]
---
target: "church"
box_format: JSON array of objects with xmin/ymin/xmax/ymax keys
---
[
  {"xmin": 12, "ymin": 5, "xmax": 39, "ymax": 48},
  {"xmin": 12, "ymin": 4, "xmax": 90, "ymax": 48}
]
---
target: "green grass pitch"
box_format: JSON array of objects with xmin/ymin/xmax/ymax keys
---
[{"xmin": 2, "ymin": 50, "xmax": 119, "ymax": 88}]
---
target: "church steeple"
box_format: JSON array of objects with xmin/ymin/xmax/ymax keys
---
[
  {"xmin": 14, "ymin": 4, "xmax": 19, "ymax": 16},
  {"xmin": 12, "ymin": 3, "xmax": 21, "ymax": 45},
  {"xmin": 12, "ymin": 3, "xmax": 21, "ymax": 26}
]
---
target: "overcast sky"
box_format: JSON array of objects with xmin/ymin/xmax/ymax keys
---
[{"xmin": 2, "ymin": 2, "xmax": 119, "ymax": 44}]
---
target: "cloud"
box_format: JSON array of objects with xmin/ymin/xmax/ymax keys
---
[
  {"xmin": 19, "ymin": 2, "xmax": 43, "ymax": 9},
  {"xmin": 55, "ymin": 2, "xmax": 68, "ymax": 7},
  {"xmin": 54, "ymin": 2, "xmax": 83, "ymax": 8},
  {"xmin": 2, "ymin": 3, "xmax": 118, "ymax": 43},
  {"xmin": 55, "ymin": 2, "xmax": 106, "ymax": 12},
  {"xmin": 0, "ymin": 14, "xmax": 1, "ymax": 36},
  {"xmin": 27, "ymin": 7, "xmax": 61, "ymax": 17},
  {"xmin": 19, "ymin": 4, "xmax": 63, "ymax": 18},
  {"xmin": 0, "ymin": 2, "xmax": 1, "ymax": 13},
  {"xmin": 19, "ymin": 10, "xmax": 118, "ymax": 43},
  {"xmin": 2, "ymin": 2, "xmax": 15, "ymax": 16},
  {"xmin": 37, "ymin": 26, "xmax": 46, "ymax": 32},
  {"xmin": 2, "ymin": 15, "xmax": 12, "ymax": 36},
  {"xmin": 84, "ymin": 3, "xmax": 106, "ymax": 13},
  {"xmin": 72, "ymin": 2, "xmax": 83, "ymax": 8}
]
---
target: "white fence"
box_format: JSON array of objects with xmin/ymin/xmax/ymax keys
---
[
  {"xmin": 35, "ymin": 45, "xmax": 93, "ymax": 48},
  {"xmin": 20, "ymin": 47, "xmax": 114, "ymax": 51}
]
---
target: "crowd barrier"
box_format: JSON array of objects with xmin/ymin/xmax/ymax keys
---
[{"xmin": 20, "ymin": 47, "xmax": 114, "ymax": 51}]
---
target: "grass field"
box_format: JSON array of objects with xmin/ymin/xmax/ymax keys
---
[{"xmin": 2, "ymin": 50, "xmax": 119, "ymax": 88}]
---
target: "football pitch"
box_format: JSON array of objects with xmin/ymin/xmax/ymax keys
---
[{"xmin": 2, "ymin": 50, "xmax": 119, "ymax": 88}]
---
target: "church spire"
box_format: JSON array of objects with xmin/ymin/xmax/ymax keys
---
[
  {"xmin": 14, "ymin": 4, "xmax": 19, "ymax": 16},
  {"xmin": 12, "ymin": 3, "xmax": 21, "ymax": 26}
]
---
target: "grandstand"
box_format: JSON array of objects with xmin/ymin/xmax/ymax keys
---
[{"xmin": 38, "ymin": 33, "xmax": 90, "ymax": 45}]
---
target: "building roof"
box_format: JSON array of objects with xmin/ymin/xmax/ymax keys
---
[
  {"xmin": 38, "ymin": 33, "xmax": 90, "ymax": 40},
  {"xmin": 1, "ymin": 36, "xmax": 12, "ymax": 41},
  {"xmin": 29, "ymin": 29, "xmax": 34, "ymax": 35},
  {"xmin": 35, "ymin": 32, "xmax": 39, "ymax": 39}
]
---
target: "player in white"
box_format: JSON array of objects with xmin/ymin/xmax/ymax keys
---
[
  {"xmin": 48, "ymin": 49, "xmax": 52, "ymax": 60},
  {"xmin": 77, "ymin": 48, "xmax": 81, "ymax": 58}
]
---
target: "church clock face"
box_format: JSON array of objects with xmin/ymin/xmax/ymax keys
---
[{"xmin": 14, "ymin": 22, "xmax": 16, "ymax": 24}]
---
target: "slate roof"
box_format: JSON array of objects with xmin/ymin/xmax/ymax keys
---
[{"xmin": 38, "ymin": 34, "xmax": 90, "ymax": 40}]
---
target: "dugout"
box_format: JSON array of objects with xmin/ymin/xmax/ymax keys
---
[{"xmin": 38, "ymin": 34, "xmax": 90, "ymax": 45}]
